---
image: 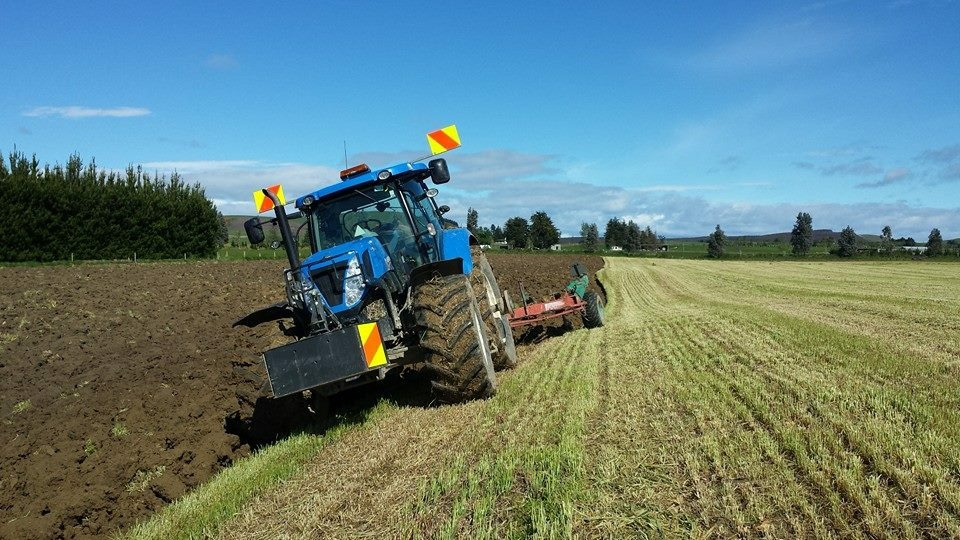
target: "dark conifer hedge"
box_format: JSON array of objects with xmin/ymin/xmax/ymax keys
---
[{"xmin": 0, "ymin": 151, "xmax": 223, "ymax": 262}]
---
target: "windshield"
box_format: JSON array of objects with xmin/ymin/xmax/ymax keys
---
[{"xmin": 309, "ymin": 184, "xmax": 424, "ymax": 264}]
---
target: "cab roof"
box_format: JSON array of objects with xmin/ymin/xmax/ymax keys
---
[{"xmin": 295, "ymin": 162, "xmax": 430, "ymax": 209}]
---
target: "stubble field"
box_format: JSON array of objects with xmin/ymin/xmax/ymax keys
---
[{"xmin": 132, "ymin": 257, "xmax": 960, "ymax": 539}]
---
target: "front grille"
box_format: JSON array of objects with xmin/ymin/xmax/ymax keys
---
[{"xmin": 309, "ymin": 263, "xmax": 347, "ymax": 306}]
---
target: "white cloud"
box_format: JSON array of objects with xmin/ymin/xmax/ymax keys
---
[
  {"xmin": 433, "ymin": 160, "xmax": 957, "ymax": 238},
  {"xmin": 142, "ymin": 160, "xmax": 259, "ymax": 171},
  {"xmin": 856, "ymin": 167, "xmax": 912, "ymax": 188},
  {"xmin": 619, "ymin": 196, "xmax": 959, "ymax": 239},
  {"xmin": 140, "ymin": 151, "xmax": 959, "ymax": 239},
  {"xmin": 141, "ymin": 159, "xmax": 341, "ymax": 215},
  {"xmin": 22, "ymin": 106, "xmax": 151, "ymax": 118}
]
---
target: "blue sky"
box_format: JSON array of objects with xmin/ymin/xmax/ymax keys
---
[{"xmin": 2, "ymin": 1, "xmax": 959, "ymax": 238}]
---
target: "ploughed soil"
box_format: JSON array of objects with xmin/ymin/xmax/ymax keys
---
[{"xmin": 0, "ymin": 252, "xmax": 603, "ymax": 538}]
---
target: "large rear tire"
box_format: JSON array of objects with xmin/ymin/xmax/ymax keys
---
[
  {"xmin": 470, "ymin": 246, "xmax": 518, "ymax": 370},
  {"xmin": 413, "ymin": 274, "xmax": 497, "ymax": 403},
  {"xmin": 582, "ymin": 290, "xmax": 605, "ymax": 329}
]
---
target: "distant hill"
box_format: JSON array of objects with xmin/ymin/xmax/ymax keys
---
[
  {"xmin": 224, "ymin": 214, "xmax": 306, "ymax": 243},
  {"xmin": 227, "ymin": 219, "xmax": 916, "ymax": 246},
  {"xmin": 224, "ymin": 215, "xmax": 252, "ymax": 236},
  {"xmin": 670, "ymin": 229, "xmax": 881, "ymax": 243},
  {"xmin": 562, "ymin": 229, "xmax": 882, "ymax": 244}
]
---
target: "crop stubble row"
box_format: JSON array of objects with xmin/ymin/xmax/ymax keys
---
[{"xmin": 577, "ymin": 259, "xmax": 960, "ymax": 538}]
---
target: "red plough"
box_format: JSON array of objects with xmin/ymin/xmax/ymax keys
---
[{"xmin": 504, "ymin": 263, "xmax": 606, "ymax": 330}]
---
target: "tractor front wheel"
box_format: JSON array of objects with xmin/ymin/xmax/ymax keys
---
[
  {"xmin": 470, "ymin": 246, "xmax": 517, "ymax": 370},
  {"xmin": 413, "ymin": 274, "xmax": 497, "ymax": 403}
]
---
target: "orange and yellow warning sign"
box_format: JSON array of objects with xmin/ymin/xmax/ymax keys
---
[
  {"xmin": 358, "ymin": 322, "xmax": 386, "ymax": 368},
  {"xmin": 253, "ymin": 184, "xmax": 286, "ymax": 213},
  {"xmin": 426, "ymin": 124, "xmax": 461, "ymax": 155}
]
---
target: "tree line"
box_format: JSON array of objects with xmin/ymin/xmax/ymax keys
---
[
  {"xmin": 465, "ymin": 208, "xmax": 665, "ymax": 253},
  {"xmin": 706, "ymin": 211, "xmax": 953, "ymax": 259},
  {"xmin": 598, "ymin": 218, "xmax": 663, "ymax": 252},
  {"xmin": 467, "ymin": 208, "xmax": 562, "ymax": 249},
  {"xmin": 0, "ymin": 150, "xmax": 225, "ymax": 262}
]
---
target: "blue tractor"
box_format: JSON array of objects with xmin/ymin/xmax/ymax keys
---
[{"xmin": 237, "ymin": 158, "xmax": 517, "ymax": 404}]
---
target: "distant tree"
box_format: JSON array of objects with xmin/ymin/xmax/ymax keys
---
[
  {"xmin": 624, "ymin": 221, "xmax": 642, "ymax": 251},
  {"xmin": 504, "ymin": 217, "xmax": 530, "ymax": 249},
  {"xmin": 895, "ymin": 236, "xmax": 917, "ymax": 247},
  {"xmin": 927, "ymin": 228, "xmax": 943, "ymax": 256},
  {"xmin": 791, "ymin": 212, "xmax": 813, "ymax": 256},
  {"xmin": 216, "ymin": 211, "xmax": 229, "ymax": 246},
  {"xmin": 604, "ymin": 218, "xmax": 626, "ymax": 248},
  {"xmin": 299, "ymin": 226, "xmax": 312, "ymax": 248},
  {"xmin": 474, "ymin": 226, "xmax": 494, "ymax": 245},
  {"xmin": 580, "ymin": 222, "xmax": 600, "ymax": 252},
  {"xmin": 529, "ymin": 211, "xmax": 560, "ymax": 249},
  {"xmin": 837, "ymin": 225, "xmax": 858, "ymax": 257},
  {"xmin": 229, "ymin": 230, "xmax": 247, "ymax": 248},
  {"xmin": 639, "ymin": 226, "xmax": 655, "ymax": 250},
  {"xmin": 489, "ymin": 224, "xmax": 505, "ymax": 242},
  {"xmin": 466, "ymin": 207, "xmax": 479, "ymax": 233},
  {"xmin": 265, "ymin": 224, "xmax": 282, "ymax": 247},
  {"xmin": 707, "ymin": 224, "xmax": 726, "ymax": 258},
  {"xmin": 881, "ymin": 225, "xmax": 893, "ymax": 254}
]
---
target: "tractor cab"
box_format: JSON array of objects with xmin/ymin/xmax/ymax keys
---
[
  {"xmin": 281, "ymin": 159, "xmax": 457, "ymax": 320},
  {"xmin": 300, "ymin": 166, "xmax": 439, "ymax": 274}
]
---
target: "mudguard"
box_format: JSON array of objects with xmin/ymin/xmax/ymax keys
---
[
  {"xmin": 408, "ymin": 258, "xmax": 464, "ymax": 290},
  {"xmin": 437, "ymin": 228, "xmax": 474, "ymax": 275}
]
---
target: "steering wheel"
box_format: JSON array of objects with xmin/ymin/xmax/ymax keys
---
[{"xmin": 357, "ymin": 218, "xmax": 382, "ymax": 231}]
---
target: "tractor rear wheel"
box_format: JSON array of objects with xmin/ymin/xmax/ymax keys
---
[
  {"xmin": 413, "ymin": 274, "xmax": 497, "ymax": 403},
  {"xmin": 470, "ymin": 246, "xmax": 517, "ymax": 370},
  {"xmin": 582, "ymin": 290, "xmax": 605, "ymax": 328}
]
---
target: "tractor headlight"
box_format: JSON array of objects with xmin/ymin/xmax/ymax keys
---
[{"xmin": 343, "ymin": 255, "xmax": 364, "ymax": 306}]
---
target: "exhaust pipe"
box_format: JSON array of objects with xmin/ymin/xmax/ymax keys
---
[{"xmin": 262, "ymin": 188, "xmax": 301, "ymax": 271}]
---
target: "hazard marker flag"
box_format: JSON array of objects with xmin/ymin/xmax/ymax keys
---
[
  {"xmin": 253, "ymin": 184, "xmax": 286, "ymax": 213},
  {"xmin": 358, "ymin": 322, "xmax": 387, "ymax": 368},
  {"xmin": 426, "ymin": 125, "xmax": 461, "ymax": 155}
]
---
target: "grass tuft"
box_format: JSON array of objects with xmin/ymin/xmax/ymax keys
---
[
  {"xmin": 112, "ymin": 422, "xmax": 129, "ymax": 438},
  {"xmin": 127, "ymin": 466, "xmax": 166, "ymax": 493}
]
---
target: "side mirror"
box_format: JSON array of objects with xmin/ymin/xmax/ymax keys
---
[
  {"xmin": 429, "ymin": 158, "xmax": 450, "ymax": 184},
  {"xmin": 244, "ymin": 218, "xmax": 265, "ymax": 245},
  {"xmin": 437, "ymin": 204, "xmax": 450, "ymax": 215}
]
